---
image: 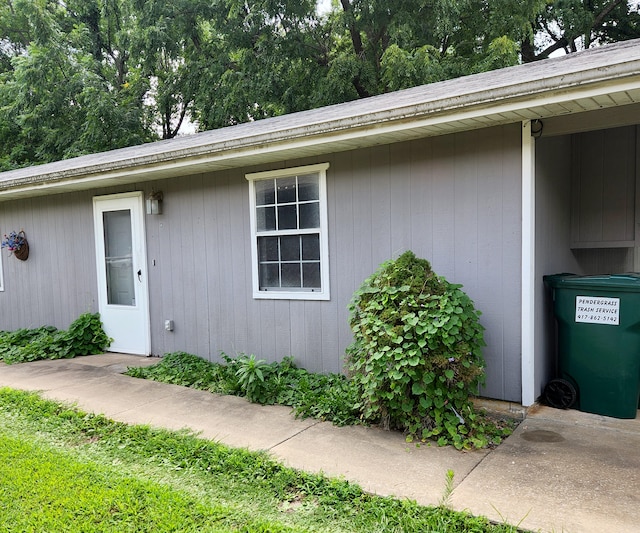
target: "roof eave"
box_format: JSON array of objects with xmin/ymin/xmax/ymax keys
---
[{"xmin": 1, "ymin": 49, "xmax": 640, "ymax": 202}]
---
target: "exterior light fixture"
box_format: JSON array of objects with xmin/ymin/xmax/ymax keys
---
[
  {"xmin": 531, "ymin": 119, "xmax": 543, "ymax": 138},
  {"xmin": 146, "ymin": 190, "xmax": 163, "ymax": 215}
]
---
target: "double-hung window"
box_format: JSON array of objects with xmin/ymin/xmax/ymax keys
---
[{"xmin": 246, "ymin": 163, "xmax": 330, "ymax": 300}]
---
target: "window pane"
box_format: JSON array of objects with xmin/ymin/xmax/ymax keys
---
[
  {"xmin": 299, "ymin": 202, "xmax": 319, "ymax": 229},
  {"xmin": 259, "ymin": 263, "xmax": 280, "ymax": 288},
  {"xmin": 256, "ymin": 206, "xmax": 276, "ymax": 231},
  {"xmin": 301, "ymin": 234, "xmax": 320, "ymax": 260},
  {"xmin": 297, "ymin": 174, "xmax": 319, "ymax": 201},
  {"xmin": 255, "ymin": 179, "xmax": 275, "ymax": 206},
  {"xmin": 103, "ymin": 210, "xmax": 135, "ymax": 306},
  {"xmin": 277, "ymin": 205, "xmax": 297, "ymax": 230},
  {"xmin": 250, "ymin": 166, "xmax": 327, "ymax": 297},
  {"xmin": 303, "ymin": 263, "xmax": 321, "ymax": 288},
  {"xmin": 258, "ymin": 236, "xmax": 279, "ymax": 262},
  {"xmin": 280, "ymin": 235, "xmax": 300, "ymax": 261},
  {"xmin": 276, "ymin": 177, "xmax": 297, "ymax": 204},
  {"xmin": 281, "ymin": 263, "xmax": 301, "ymax": 287}
]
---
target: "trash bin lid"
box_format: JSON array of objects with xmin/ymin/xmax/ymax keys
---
[{"xmin": 543, "ymin": 273, "xmax": 640, "ymax": 291}]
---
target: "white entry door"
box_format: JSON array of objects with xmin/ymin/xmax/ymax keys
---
[{"xmin": 93, "ymin": 192, "xmax": 150, "ymax": 355}]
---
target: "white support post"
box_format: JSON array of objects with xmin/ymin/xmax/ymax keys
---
[{"xmin": 521, "ymin": 121, "xmax": 536, "ymax": 406}]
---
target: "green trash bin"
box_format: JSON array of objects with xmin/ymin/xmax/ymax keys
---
[{"xmin": 543, "ymin": 273, "xmax": 640, "ymax": 419}]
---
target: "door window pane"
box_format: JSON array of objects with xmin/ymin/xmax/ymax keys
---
[{"xmin": 103, "ymin": 210, "xmax": 135, "ymax": 306}]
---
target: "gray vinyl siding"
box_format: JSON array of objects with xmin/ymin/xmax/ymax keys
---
[
  {"xmin": 571, "ymin": 127, "xmax": 636, "ymax": 247},
  {"xmin": 0, "ymin": 123, "xmax": 523, "ymax": 401},
  {"xmin": 401, "ymin": 129, "xmax": 523, "ymax": 400},
  {"xmin": 145, "ymin": 123, "xmax": 523, "ymax": 401},
  {"xmin": 0, "ymin": 192, "xmax": 98, "ymax": 331}
]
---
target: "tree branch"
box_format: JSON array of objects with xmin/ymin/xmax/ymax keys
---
[
  {"xmin": 340, "ymin": 0, "xmax": 364, "ymax": 57},
  {"xmin": 535, "ymin": 36, "xmax": 570, "ymax": 59},
  {"xmin": 593, "ymin": 0, "xmax": 624, "ymax": 29},
  {"xmin": 168, "ymin": 100, "xmax": 189, "ymax": 138},
  {"xmin": 340, "ymin": 0, "xmax": 369, "ymax": 98}
]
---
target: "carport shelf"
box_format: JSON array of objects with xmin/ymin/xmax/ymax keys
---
[{"xmin": 570, "ymin": 240, "xmax": 635, "ymax": 249}]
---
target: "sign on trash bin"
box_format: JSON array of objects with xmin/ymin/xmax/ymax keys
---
[{"xmin": 575, "ymin": 296, "xmax": 620, "ymax": 325}]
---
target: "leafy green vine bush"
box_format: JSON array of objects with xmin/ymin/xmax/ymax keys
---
[
  {"xmin": 0, "ymin": 313, "xmax": 111, "ymax": 364},
  {"xmin": 347, "ymin": 251, "xmax": 506, "ymax": 449}
]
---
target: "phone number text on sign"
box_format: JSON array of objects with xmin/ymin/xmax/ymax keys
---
[{"xmin": 575, "ymin": 296, "xmax": 620, "ymax": 325}]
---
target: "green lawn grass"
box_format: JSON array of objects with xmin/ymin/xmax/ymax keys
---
[
  {"xmin": 0, "ymin": 434, "xmax": 231, "ymax": 532},
  {"xmin": 0, "ymin": 388, "xmax": 526, "ymax": 532}
]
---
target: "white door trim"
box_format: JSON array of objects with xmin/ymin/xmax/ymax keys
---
[{"xmin": 93, "ymin": 191, "xmax": 150, "ymax": 355}]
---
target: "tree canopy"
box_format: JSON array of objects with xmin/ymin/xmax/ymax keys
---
[{"xmin": 0, "ymin": 0, "xmax": 638, "ymax": 170}]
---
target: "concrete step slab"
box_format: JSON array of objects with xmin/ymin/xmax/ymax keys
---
[{"xmin": 450, "ymin": 412, "xmax": 640, "ymax": 533}]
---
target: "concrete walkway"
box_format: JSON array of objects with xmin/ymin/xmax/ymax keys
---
[{"xmin": 1, "ymin": 353, "xmax": 638, "ymax": 533}]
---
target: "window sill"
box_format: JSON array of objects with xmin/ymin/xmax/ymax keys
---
[{"xmin": 253, "ymin": 290, "xmax": 330, "ymax": 301}]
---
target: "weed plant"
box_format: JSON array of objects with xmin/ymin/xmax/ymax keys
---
[
  {"xmin": 126, "ymin": 352, "xmax": 361, "ymax": 427},
  {"xmin": 0, "ymin": 312, "xmax": 111, "ymax": 364},
  {"xmin": 0, "ymin": 305, "xmax": 512, "ymax": 449},
  {"xmin": 127, "ymin": 351, "xmax": 515, "ymax": 445},
  {"xmin": 0, "ymin": 388, "xmax": 526, "ymax": 532}
]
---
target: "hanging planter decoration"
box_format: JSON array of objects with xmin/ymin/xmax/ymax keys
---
[{"xmin": 1, "ymin": 230, "xmax": 29, "ymax": 261}]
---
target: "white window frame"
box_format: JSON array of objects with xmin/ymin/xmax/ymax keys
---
[
  {"xmin": 246, "ymin": 163, "xmax": 330, "ymax": 300},
  {"xmin": 0, "ymin": 247, "xmax": 4, "ymax": 292}
]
